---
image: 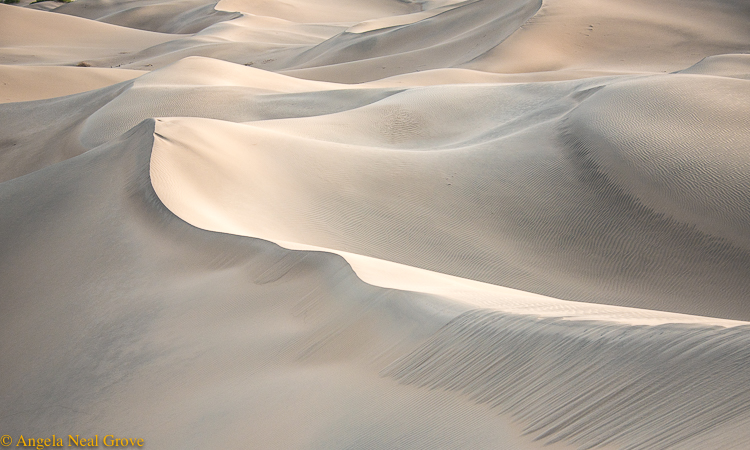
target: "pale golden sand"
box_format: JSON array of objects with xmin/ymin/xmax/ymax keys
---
[{"xmin": 1, "ymin": 0, "xmax": 750, "ymax": 448}]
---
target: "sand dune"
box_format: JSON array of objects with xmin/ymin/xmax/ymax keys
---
[
  {"xmin": 216, "ymin": 0, "xmax": 420, "ymax": 23},
  {"xmin": 0, "ymin": 121, "xmax": 557, "ymax": 449},
  {"xmin": 0, "ymin": 65, "xmax": 145, "ymax": 103},
  {"xmin": 275, "ymin": 0, "xmax": 542, "ymax": 82},
  {"xmin": 0, "ymin": 4, "xmax": 177, "ymax": 65},
  {"xmin": 6, "ymin": 0, "xmax": 746, "ymax": 75},
  {"xmin": 0, "ymin": 57, "xmax": 404, "ymax": 182},
  {"xmin": 678, "ymin": 53, "xmax": 750, "ymax": 79},
  {"xmin": 147, "ymin": 73, "xmax": 750, "ymax": 320},
  {"xmin": 2, "ymin": 0, "xmax": 750, "ymax": 448},
  {"xmin": 387, "ymin": 312, "xmax": 750, "ymax": 449},
  {"xmin": 56, "ymin": 0, "xmax": 239, "ymax": 33},
  {"xmin": 3, "ymin": 119, "xmax": 749, "ymax": 450},
  {"xmin": 465, "ymin": 0, "xmax": 750, "ymax": 74}
]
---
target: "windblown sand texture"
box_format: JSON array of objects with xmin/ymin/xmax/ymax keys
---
[{"xmin": 1, "ymin": 0, "xmax": 750, "ymax": 448}]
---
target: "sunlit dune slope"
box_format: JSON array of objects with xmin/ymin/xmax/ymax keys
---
[
  {"xmin": 149, "ymin": 73, "xmax": 750, "ymax": 320},
  {"xmin": 1, "ymin": 0, "xmax": 750, "ymax": 448},
  {"xmin": 1, "ymin": 121, "xmax": 749, "ymax": 449}
]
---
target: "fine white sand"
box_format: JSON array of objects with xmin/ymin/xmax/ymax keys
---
[{"xmin": 2, "ymin": 0, "xmax": 750, "ymax": 448}]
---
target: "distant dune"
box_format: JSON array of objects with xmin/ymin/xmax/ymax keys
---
[{"xmin": 1, "ymin": 0, "xmax": 749, "ymax": 448}]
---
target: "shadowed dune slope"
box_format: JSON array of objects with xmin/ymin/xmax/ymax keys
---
[
  {"xmin": 386, "ymin": 311, "xmax": 750, "ymax": 450},
  {"xmin": 215, "ymin": 0, "xmax": 421, "ymax": 23},
  {"xmin": 55, "ymin": 0, "xmax": 240, "ymax": 34},
  {"xmin": 0, "ymin": 57, "xmax": 401, "ymax": 183},
  {"xmin": 0, "ymin": 82, "xmax": 129, "ymax": 183},
  {"xmin": 274, "ymin": 0, "xmax": 542, "ymax": 82}
]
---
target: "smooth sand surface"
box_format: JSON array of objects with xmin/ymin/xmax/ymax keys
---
[
  {"xmin": 0, "ymin": 4, "xmax": 177, "ymax": 65},
  {"xmin": 464, "ymin": 0, "xmax": 750, "ymax": 74},
  {"xmin": 2, "ymin": 0, "xmax": 750, "ymax": 448},
  {"xmin": 0, "ymin": 65, "xmax": 146, "ymax": 103},
  {"xmin": 55, "ymin": 0, "xmax": 240, "ymax": 33},
  {"xmin": 148, "ymin": 73, "xmax": 750, "ymax": 320}
]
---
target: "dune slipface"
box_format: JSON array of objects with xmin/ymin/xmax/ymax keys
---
[{"xmin": 1, "ymin": 0, "xmax": 749, "ymax": 449}]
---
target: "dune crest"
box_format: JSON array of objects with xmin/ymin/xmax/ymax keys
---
[
  {"xmin": 1, "ymin": 0, "xmax": 750, "ymax": 448},
  {"xmin": 147, "ymin": 72, "xmax": 750, "ymax": 320}
]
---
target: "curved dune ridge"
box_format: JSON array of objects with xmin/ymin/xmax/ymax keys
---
[
  {"xmin": 148, "ymin": 74, "xmax": 750, "ymax": 320},
  {"xmin": 1, "ymin": 0, "xmax": 750, "ymax": 448},
  {"xmin": 678, "ymin": 53, "xmax": 750, "ymax": 80}
]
